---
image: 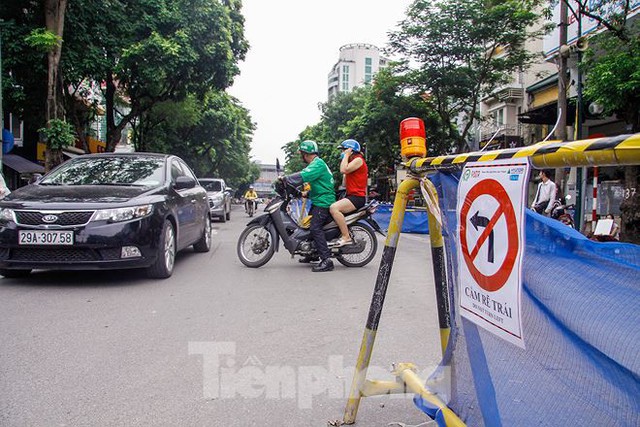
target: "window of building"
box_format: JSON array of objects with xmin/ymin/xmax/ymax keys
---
[
  {"xmin": 365, "ymin": 57, "xmax": 373, "ymax": 84},
  {"xmin": 7, "ymin": 114, "xmax": 24, "ymax": 146},
  {"xmin": 495, "ymin": 108, "xmax": 505, "ymax": 126},
  {"xmin": 342, "ymin": 65, "xmax": 350, "ymax": 92}
]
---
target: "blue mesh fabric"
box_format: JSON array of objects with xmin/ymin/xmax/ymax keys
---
[{"xmin": 416, "ymin": 171, "xmax": 640, "ymax": 426}]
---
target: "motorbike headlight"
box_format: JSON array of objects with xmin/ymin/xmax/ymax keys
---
[
  {"xmin": 0, "ymin": 208, "xmax": 16, "ymax": 222},
  {"xmin": 92, "ymin": 204, "xmax": 153, "ymax": 223}
]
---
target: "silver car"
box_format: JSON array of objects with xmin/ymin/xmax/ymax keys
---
[{"xmin": 199, "ymin": 178, "xmax": 231, "ymax": 222}]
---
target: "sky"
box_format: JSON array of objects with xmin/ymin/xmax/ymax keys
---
[{"xmin": 228, "ymin": 0, "xmax": 414, "ymax": 165}]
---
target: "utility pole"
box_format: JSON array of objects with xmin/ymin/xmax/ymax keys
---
[
  {"xmin": 556, "ymin": 1, "xmax": 568, "ymax": 140},
  {"xmin": 574, "ymin": 5, "xmax": 584, "ymax": 231}
]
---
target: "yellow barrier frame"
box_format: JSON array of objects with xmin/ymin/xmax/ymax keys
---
[{"xmin": 342, "ymin": 133, "xmax": 640, "ymax": 425}]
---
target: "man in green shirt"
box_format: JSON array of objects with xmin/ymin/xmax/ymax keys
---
[{"xmin": 282, "ymin": 140, "xmax": 336, "ymax": 272}]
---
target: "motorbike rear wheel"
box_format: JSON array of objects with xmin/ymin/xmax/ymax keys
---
[
  {"xmin": 237, "ymin": 224, "xmax": 275, "ymax": 268},
  {"xmin": 336, "ymin": 224, "xmax": 377, "ymax": 268}
]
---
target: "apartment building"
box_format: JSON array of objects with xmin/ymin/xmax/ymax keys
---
[{"xmin": 327, "ymin": 43, "xmax": 388, "ymax": 99}]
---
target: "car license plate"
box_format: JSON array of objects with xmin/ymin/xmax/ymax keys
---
[{"xmin": 18, "ymin": 230, "xmax": 74, "ymax": 245}]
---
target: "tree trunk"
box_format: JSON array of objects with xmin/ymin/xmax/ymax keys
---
[
  {"xmin": 105, "ymin": 71, "xmax": 118, "ymax": 152},
  {"xmin": 104, "ymin": 71, "xmax": 133, "ymax": 152},
  {"xmin": 44, "ymin": 0, "xmax": 68, "ymax": 171}
]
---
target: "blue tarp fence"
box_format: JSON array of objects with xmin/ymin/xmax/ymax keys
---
[
  {"xmin": 372, "ymin": 203, "xmax": 430, "ymax": 234},
  {"xmin": 414, "ymin": 171, "xmax": 640, "ymax": 426}
]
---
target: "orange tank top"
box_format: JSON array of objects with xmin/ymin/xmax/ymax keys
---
[{"xmin": 345, "ymin": 154, "xmax": 368, "ymax": 197}]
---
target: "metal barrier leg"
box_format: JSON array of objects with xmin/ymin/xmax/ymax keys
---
[
  {"xmin": 423, "ymin": 178, "xmax": 451, "ymax": 356},
  {"xmin": 343, "ymin": 178, "xmax": 419, "ymax": 424}
]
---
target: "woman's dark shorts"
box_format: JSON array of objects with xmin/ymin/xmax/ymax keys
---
[{"xmin": 346, "ymin": 195, "xmax": 366, "ymax": 210}]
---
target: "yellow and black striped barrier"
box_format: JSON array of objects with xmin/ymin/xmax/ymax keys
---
[{"xmin": 405, "ymin": 133, "xmax": 640, "ymax": 172}]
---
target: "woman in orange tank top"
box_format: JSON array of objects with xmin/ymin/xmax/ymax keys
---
[{"xmin": 330, "ymin": 139, "xmax": 368, "ymax": 247}]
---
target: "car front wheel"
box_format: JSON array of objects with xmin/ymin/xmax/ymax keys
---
[{"xmin": 147, "ymin": 220, "xmax": 176, "ymax": 279}]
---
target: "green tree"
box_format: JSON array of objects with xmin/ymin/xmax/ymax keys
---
[
  {"xmin": 341, "ymin": 66, "xmax": 447, "ymax": 179},
  {"xmin": 387, "ymin": 0, "xmax": 550, "ymax": 153},
  {"xmin": 0, "ymin": 5, "xmax": 48, "ymax": 160},
  {"xmin": 575, "ymin": 1, "xmax": 640, "ymax": 243},
  {"xmin": 62, "ymin": 0, "xmax": 248, "ymax": 152},
  {"xmin": 17, "ymin": 0, "xmax": 69, "ymax": 170},
  {"xmin": 283, "ymin": 68, "xmax": 446, "ymax": 192},
  {"xmin": 144, "ymin": 91, "xmax": 258, "ymax": 187}
]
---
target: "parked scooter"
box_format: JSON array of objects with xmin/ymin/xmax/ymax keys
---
[
  {"xmin": 237, "ymin": 180, "xmax": 384, "ymax": 268},
  {"xmin": 550, "ymin": 194, "xmax": 575, "ymax": 228}
]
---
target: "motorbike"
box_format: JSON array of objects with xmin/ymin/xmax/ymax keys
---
[
  {"xmin": 550, "ymin": 194, "xmax": 575, "ymax": 228},
  {"xmin": 237, "ymin": 180, "xmax": 384, "ymax": 268},
  {"xmin": 245, "ymin": 198, "xmax": 258, "ymax": 217}
]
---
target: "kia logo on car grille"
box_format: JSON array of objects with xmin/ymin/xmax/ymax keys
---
[{"xmin": 41, "ymin": 214, "xmax": 59, "ymax": 224}]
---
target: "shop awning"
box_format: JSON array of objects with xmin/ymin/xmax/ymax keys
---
[
  {"xmin": 2, "ymin": 154, "xmax": 45, "ymax": 174},
  {"xmin": 518, "ymin": 99, "xmax": 576, "ymax": 125}
]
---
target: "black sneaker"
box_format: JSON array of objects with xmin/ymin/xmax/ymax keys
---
[
  {"xmin": 299, "ymin": 256, "xmax": 320, "ymax": 264},
  {"xmin": 312, "ymin": 258, "xmax": 334, "ymax": 272}
]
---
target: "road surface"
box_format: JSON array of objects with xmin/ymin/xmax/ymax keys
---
[{"xmin": 0, "ymin": 204, "xmax": 443, "ymax": 426}]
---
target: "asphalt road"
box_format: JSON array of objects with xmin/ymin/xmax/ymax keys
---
[{"xmin": 0, "ymin": 204, "xmax": 442, "ymax": 427}]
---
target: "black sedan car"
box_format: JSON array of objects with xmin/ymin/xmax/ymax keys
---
[{"xmin": 0, "ymin": 153, "xmax": 212, "ymax": 279}]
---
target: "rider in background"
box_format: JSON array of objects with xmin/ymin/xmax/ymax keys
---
[
  {"xmin": 280, "ymin": 140, "xmax": 336, "ymax": 272},
  {"xmin": 329, "ymin": 139, "xmax": 368, "ymax": 247},
  {"xmin": 244, "ymin": 185, "xmax": 258, "ymax": 213}
]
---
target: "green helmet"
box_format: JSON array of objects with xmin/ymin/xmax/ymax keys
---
[{"xmin": 299, "ymin": 140, "xmax": 319, "ymax": 154}]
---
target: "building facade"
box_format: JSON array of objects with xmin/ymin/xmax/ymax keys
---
[
  {"xmin": 327, "ymin": 43, "xmax": 388, "ymax": 99},
  {"xmin": 252, "ymin": 162, "xmax": 279, "ymax": 197}
]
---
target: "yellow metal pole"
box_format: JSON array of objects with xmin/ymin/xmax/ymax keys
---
[
  {"xmin": 393, "ymin": 363, "xmax": 466, "ymax": 427},
  {"xmin": 343, "ymin": 177, "xmax": 420, "ymax": 424},
  {"xmin": 422, "ymin": 178, "xmax": 450, "ymax": 355}
]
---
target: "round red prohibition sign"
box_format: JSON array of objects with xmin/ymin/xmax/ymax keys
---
[{"xmin": 460, "ymin": 178, "xmax": 518, "ymax": 292}]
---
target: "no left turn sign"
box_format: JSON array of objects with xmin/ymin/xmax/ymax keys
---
[
  {"xmin": 457, "ymin": 159, "xmax": 530, "ymax": 348},
  {"xmin": 459, "ymin": 178, "xmax": 519, "ymax": 292}
]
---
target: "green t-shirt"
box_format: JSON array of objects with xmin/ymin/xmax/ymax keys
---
[{"xmin": 300, "ymin": 157, "xmax": 335, "ymax": 208}]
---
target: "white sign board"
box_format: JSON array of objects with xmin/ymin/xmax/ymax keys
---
[{"xmin": 456, "ymin": 159, "xmax": 530, "ymax": 348}]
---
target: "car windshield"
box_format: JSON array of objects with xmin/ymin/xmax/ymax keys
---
[
  {"xmin": 40, "ymin": 157, "xmax": 166, "ymax": 186},
  {"xmin": 201, "ymin": 181, "xmax": 222, "ymax": 192}
]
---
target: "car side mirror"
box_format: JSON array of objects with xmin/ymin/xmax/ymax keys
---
[
  {"xmin": 174, "ymin": 176, "xmax": 196, "ymax": 190},
  {"xmin": 29, "ymin": 173, "xmax": 43, "ymax": 184}
]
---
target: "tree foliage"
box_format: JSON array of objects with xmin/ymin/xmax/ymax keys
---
[
  {"xmin": 283, "ymin": 68, "xmax": 445, "ymax": 188},
  {"xmin": 143, "ymin": 91, "xmax": 258, "ymax": 188},
  {"xmin": 2, "ymin": 0, "xmax": 255, "ymax": 186},
  {"xmin": 387, "ymin": 0, "xmax": 550, "ymax": 153},
  {"xmin": 38, "ymin": 119, "xmax": 74, "ymax": 149},
  {"xmin": 572, "ymin": 1, "xmax": 640, "ymax": 243}
]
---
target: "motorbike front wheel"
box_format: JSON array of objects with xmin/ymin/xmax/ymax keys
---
[
  {"xmin": 237, "ymin": 224, "xmax": 275, "ymax": 268},
  {"xmin": 336, "ymin": 224, "xmax": 378, "ymax": 268}
]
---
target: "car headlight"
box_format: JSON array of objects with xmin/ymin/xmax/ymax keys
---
[
  {"xmin": 0, "ymin": 208, "xmax": 15, "ymax": 222},
  {"xmin": 211, "ymin": 194, "xmax": 223, "ymax": 202},
  {"xmin": 92, "ymin": 204, "xmax": 153, "ymax": 223}
]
